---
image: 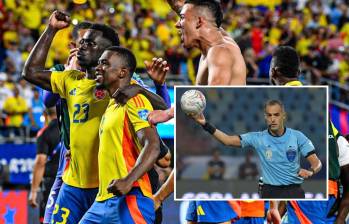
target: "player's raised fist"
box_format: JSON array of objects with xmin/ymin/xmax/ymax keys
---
[{"xmin": 48, "ymin": 10, "xmax": 70, "ymax": 30}]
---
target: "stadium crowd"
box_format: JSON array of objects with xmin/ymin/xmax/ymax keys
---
[{"xmin": 1, "ymin": 0, "xmax": 349, "ymax": 135}]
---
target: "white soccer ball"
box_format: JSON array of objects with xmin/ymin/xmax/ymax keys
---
[{"xmin": 180, "ymin": 90, "xmax": 206, "ymax": 115}]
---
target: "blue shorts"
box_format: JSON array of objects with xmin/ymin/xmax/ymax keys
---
[
  {"xmin": 186, "ymin": 201, "xmax": 238, "ymax": 223},
  {"xmin": 56, "ymin": 140, "xmax": 68, "ymax": 178},
  {"xmin": 235, "ymin": 217, "xmax": 264, "ymax": 224},
  {"xmin": 79, "ymin": 188, "xmax": 155, "ymax": 224},
  {"xmin": 43, "ymin": 176, "xmax": 63, "ymax": 223},
  {"xmin": 43, "ymin": 142, "xmax": 69, "ymax": 224},
  {"xmin": 51, "ymin": 183, "xmax": 98, "ymax": 224},
  {"xmin": 287, "ymin": 196, "xmax": 336, "ymax": 224}
]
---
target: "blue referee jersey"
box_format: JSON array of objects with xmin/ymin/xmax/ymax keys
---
[{"xmin": 240, "ymin": 128, "xmax": 315, "ymax": 185}]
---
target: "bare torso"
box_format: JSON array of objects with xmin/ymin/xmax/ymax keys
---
[{"xmin": 195, "ymin": 35, "xmax": 246, "ymax": 85}]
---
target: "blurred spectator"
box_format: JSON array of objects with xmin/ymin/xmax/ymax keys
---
[
  {"xmin": 18, "ymin": 78, "xmax": 34, "ymax": 107},
  {"xmin": 2, "ymin": 86, "xmax": 28, "ymax": 139},
  {"xmin": 0, "ymin": 72, "xmax": 12, "ymax": 125},
  {"xmin": 244, "ymin": 48, "xmax": 259, "ymax": 79},
  {"xmin": 257, "ymin": 42, "xmax": 274, "ymax": 78},
  {"xmin": 238, "ymin": 150, "xmax": 259, "ymax": 180},
  {"xmin": 28, "ymin": 88, "xmax": 45, "ymax": 135},
  {"xmin": 5, "ymin": 38, "xmax": 22, "ymax": 78},
  {"xmin": 207, "ymin": 150, "xmax": 226, "ymax": 180},
  {"xmin": 18, "ymin": 26, "xmax": 35, "ymax": 51}
]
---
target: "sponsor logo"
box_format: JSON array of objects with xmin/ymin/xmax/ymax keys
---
[{"xmin": 69, "ymin": 88, "xmax": 76, "ymax": 96}]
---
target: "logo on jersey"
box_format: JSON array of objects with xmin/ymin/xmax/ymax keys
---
[
  {"xmin": 138, "ymin": 109, "xmax": 149, "ymax": 121},
  {"xmin": 94, "ymin": 88, "xmax": 106, "ymax": 100},
  {"xmin": 265, "ymin": 149, "xmax": 272, "ymax": 160},
  {"xmin": 69, "ymin": 88, "xmax": 76, "ymax": 96},
  {"xmin": 286, "ymin": 148, "xmax": 297, "ymax": 162}
]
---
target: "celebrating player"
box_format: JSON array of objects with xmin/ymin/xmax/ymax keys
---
[
  {"xmin": 22, "ymin": 10, "xmax": 168, "ymax": 223},
  {"xmin": 41, "ymin": 21, "xmax": 92, "ymax": 224},
  {"xmin": 189, "ymin": 99, "xmax": 322, "ymax": 199},
  {"xmin": 79, "ymin": 46, "xmax": 159, "ymax": 223},
  {"xmin": 167, "ymin": 0, "xmax": 246, "ymax": 85}
]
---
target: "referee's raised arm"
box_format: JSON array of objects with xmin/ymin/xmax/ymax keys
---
[{"xmin": 189, "ymin": 112, "xmax": 242, "ymax": 148}]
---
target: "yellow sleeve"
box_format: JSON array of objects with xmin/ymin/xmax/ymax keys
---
[
  {"xmin": 50, "ymin": 70, "xmax": 70, "ymax": 98},
  {"xmin": 126, "ymin": 94, "xmax": 153, "ymax": 132}
]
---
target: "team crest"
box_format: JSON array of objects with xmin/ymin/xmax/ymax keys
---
[
  {"xmin": 138, "ymin": 109, "xmax": 149, "ymax": 121},
  {"xmin": 286, "ymin": 148, "xmax": 297, "ymax": 162},
  {"xmin": 265, "ymin": 149, "xmax": 272, "ymax": 160},
  {"xmin": 94, "ymin": 88, "xmax": 106, "ymax": 100}
]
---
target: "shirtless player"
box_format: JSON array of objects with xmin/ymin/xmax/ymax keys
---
[{"xmin": 168, "ymin": 0, "xmax": 246, "ymax": 85}]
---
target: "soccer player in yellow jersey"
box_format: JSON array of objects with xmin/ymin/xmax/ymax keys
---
[
  {"xmin": 24, "ymin": 10, "xmax": 171, "ymax": 223},
  {"xmin": 79, "ymin": 46, "xmax": 160, "ymax": 223},
  {"xmin": 22, "ymin": 11, "xmax": 120, "ymax": 223},
  {"xmin": 22, "ymin": 10, "xmax": 168, "ymax": 223}
]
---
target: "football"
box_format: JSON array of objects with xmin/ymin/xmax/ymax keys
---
[{"xmin": 180, "ymin": 90, "xmax": 206, "ymax": 115}]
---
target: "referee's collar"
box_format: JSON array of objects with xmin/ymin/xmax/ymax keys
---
[{"xmin": 268, "ymin": 127, "xmax": 287, "ymax": 137}]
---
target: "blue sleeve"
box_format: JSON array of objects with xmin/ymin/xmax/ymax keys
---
[
  {"xmin": 296, "ymin": 131, "xmax": 315, "ymax": 157},
  {"xmin": 43, "ymin": 90, "xmax": 60, "ymax": 108},
  {"xmin": 155, "ymin": 83, "xmax": 171, "ymax": 108},
  {"xmin": 240, "ymin": 132, "xmax": 259, "ymax": 149}
]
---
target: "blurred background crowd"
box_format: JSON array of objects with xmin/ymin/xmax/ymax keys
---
[
  {"xmin": 2, "ymin": 0, "xmax": 349, "ymax": 142},
  {"xmin": 1, "ymin": 0, "xmax": 349, "ymax": 222}
]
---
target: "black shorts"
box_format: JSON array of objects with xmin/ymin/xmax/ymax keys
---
[{"xmin": 261, "ymin": 183, "xmax": 305, "ymax": 199}]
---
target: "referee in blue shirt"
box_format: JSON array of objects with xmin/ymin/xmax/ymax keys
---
[{"xmin": 190, "ymin": 99, "xmax": 322, "ymax": 199}]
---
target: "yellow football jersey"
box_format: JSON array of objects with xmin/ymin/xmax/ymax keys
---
[
  {"xmin": 51, "ymin": 70, "xmax": 109, "ymax": 188},
  {"xmin": 96, "ymin": 94, "xmax": 153, "ymax": 201},
  {"xmin": 285, "ymin": 80, "xmax": 303, "ymax": 86}
]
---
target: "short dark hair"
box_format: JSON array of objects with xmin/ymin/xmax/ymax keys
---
[
  {"xmin": 106, "ymin": 46, "xmax": 137, "ymax": 76},
  {"xmin": 185, "ymin": 0, "xmax": 223, "ymax": 27},
  {"xmin": 72, "ymin": 21, "xmax": 92, "ymax": 41},
  {"xmin": 272, "ymin": 46, "xmax": 300, "ymax": 78},
  {"xmin": 264, "ymin": 100, "xmax": 285, "ymax": 112},
  {"xmin": 45, "ymin": 107, "xmax": 57, "ymax": 116},
  {"xmin": 90, "ymin": 24, "xmax": 120, "ymax": 46}
]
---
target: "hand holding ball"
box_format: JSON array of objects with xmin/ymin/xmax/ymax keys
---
[{"xmin": 180, "ymin": 90, "xmax": 206, "ymax": 115}]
